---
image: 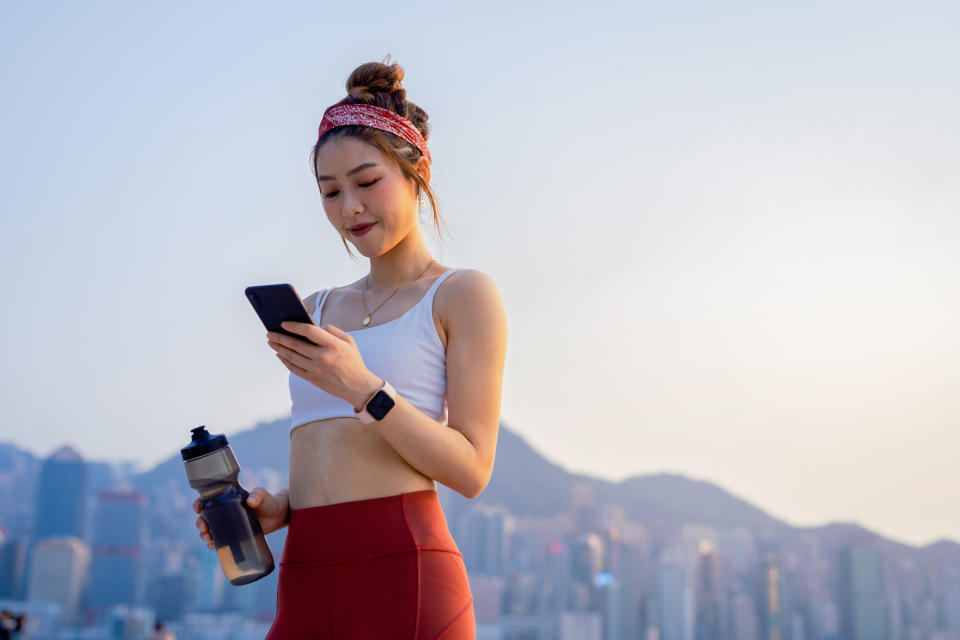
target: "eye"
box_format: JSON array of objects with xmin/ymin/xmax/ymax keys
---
[
  {"xmin": 359, "ymin": 178, "xmax": 380, "ymax": 188},
  {"xmin": 324, "ymin": 190, "xmax": 339, "ymax": 199}
]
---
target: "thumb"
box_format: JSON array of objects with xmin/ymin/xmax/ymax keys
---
[{"xmin": 246, "ymin": 487, "xmax": 272, "ymax": 510}]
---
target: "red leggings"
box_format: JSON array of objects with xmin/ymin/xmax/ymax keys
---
[{"xmin": 265, "ymin": 489, "xmax": 475, "ymax": 639}]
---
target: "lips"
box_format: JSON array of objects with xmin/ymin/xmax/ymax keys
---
[{"xmin": 349, "ymin": 222, "xmax": 376, "ymax": 236}]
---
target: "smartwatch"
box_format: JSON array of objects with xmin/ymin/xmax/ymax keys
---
[{"xmin": 354, "ymin": 379, "xmax": 397, "ymax": 423}]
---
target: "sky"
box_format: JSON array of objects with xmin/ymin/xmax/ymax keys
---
[{"xmin": 1, "ymin": 1, "xmax": 958, "ymax": 548}]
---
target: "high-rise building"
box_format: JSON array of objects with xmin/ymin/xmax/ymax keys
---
[
  {"xmin": 0, "ymin": 444, "xmax": 38, "ymax": 539},
  {"xmin": 88, "ymin": 491, "xmax": 146, "ymax": 611},
  {"xmin": 195, "ymin": 547, "xmax": 227, "ymax": 612},
  {"xmin": 731, "ymin": 590, "xmax": 759, "ymax": 640},
  {"xmin": 545, "ymin": 540, "xmax": 572, "ymax": 638},
  {"xmin": 145, "ymin": 571, "xmax": 193, "ymax": 623},
  {"xmin": 656, "ymin": 562, "xmax": 692, "ymax": 640},
  {"xmin": 0, "ymin": 528, "xmax": 27, "ymax": 599},
  {"xmin": 594, "ymin": 574, "xmax": 621, "ymax": 640},
  {"xmin": 26, "ymin": 536, "xmax": 90, "ymax": 624},
  {"xmin": 570, "ymin": 534, "xmax": 605, "ymax": 586},
  {"xmin": 695, "ymin": 540, "xmax": 725, "ymax": 640},
  {"xmin": 838, "ymin": 545, "xmax": 887, "ymax": 640},
  {"xmin": 33, "ymin": 446, "xmax": 88, "ymax": 540},
  {"xmin": 560, "ymin": 610, "xmax": 603, "ymax": 640},
  {"xmin": 569, "ymin": 484, "xmax": 598, "ymax": 537},
  {"xmin": 470, "ymin": 574, "xmax": 506, "ymax": 626},
  {"xmin": 458, "ymin": 504, "xmax": 508, "ymax": 575},
  {"xmin": 760, "ymin": 555, "xmax": 784, "ymax": 640}
]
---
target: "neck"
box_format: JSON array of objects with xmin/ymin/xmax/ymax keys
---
[{"xmin": 365, "ymin": 234, "xmax": 435, "ymax": 291}]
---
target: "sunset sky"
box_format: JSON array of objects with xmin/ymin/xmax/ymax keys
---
[{"xmin": 1, "ymin": 1, "xmax": 957, "ymax": 547}]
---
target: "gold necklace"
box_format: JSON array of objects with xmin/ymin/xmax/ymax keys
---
[{"xmin": 360, "ymin": 259, "xmax": 435, "ymax": 326}]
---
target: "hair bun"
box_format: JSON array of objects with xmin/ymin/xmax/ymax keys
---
[
  {"xmin": 345, "ymin": 57, "xmax": 406, "ymax": 107},
  {"xmin": 332, "ymin": 56, "xmax": 430, "ymax": 141}
]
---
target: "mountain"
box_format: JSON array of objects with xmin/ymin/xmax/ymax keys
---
[
  {"xmin": 132, "ymin": 418, "xmax": 290, "ymax": 494},
  {"xmin": 920, "ymin": 539, "xmax": 960, "ymax": 565},
  {"xmin": 5, "ymin": 420, "xmax": 955, "ymax": 553},
  {"xmin": 130, "ymin": 419, "xmax": 811, "ymax": 539}
]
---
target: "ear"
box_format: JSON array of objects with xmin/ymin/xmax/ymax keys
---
[{"xmin": 415, "ymin": 155, "xmax": 431, "ymax": 187}]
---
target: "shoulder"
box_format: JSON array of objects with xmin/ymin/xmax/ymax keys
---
[
  {"xmin": 302, "ymin": 290, "xmax": 321, "ymax": 313},
  {"xmin": 302, "ymin": 287, "xmax": 337, "ymax": 315},
  {"xmin": 438, "ymin": 267, "xmax": 502, "ymax": 304},
  {"xmin": 437, "ymin": 268, "xmax": 507, "ymax": 333},
  {"xmin": 301, "ymin": 277, "xmax": 365, "ymax": 314}
]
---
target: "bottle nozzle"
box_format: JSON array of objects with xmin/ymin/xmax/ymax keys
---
[{"xmin": 182, "ymin": 425, "xmax": 228, "ymax": 461}]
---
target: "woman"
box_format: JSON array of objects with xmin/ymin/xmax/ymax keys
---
[{"xmin": 193, "ymin": 58, "xmax": 507, "ymax": 639}]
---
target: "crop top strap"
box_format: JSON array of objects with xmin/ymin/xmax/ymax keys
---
[
  {"xmin": 313, "ymin": 268, "xmax": 460, "ymax": 323},
  {"xmin": 314, "ymin": 288, "xmax": 331, "ymax": 318},
  {"xmin": 425, "ymin": 267, "xmax": 461, "ymax": 299}
]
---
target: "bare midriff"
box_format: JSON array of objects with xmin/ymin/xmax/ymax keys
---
[{"xmin": 288, "ymin": 417, "xmax": 437, "ymax": 509}]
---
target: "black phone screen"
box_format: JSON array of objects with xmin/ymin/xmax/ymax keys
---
[{"xmin": 244, "ymin": 284, "xmax": 319, "ymax": 346}]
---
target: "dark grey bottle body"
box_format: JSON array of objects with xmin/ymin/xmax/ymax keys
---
[{"xmin": 182, "ymin": 427, "xmax": 274, "ymax": 585}]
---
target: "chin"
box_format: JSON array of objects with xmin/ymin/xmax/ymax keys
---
[{"xmin": 355, "ymin": 244, "xmax": 384, "ymax": 259}]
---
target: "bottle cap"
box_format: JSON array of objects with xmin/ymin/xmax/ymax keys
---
[{"xmin": 180, "ymin": 425, "xmax": 229, "ymax": 461}]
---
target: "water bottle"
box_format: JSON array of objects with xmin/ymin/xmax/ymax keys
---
[{"xmin": 181, "ymin": 425, "xmax": 275, "ymax": 585}]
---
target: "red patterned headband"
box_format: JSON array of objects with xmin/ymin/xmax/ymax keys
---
[{"xmin": 317, "ymin": 103, "xmax": 431, "ymax": 165}]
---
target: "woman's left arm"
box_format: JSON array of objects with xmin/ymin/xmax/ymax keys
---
[
  {"xmin": 270, "ymin": 269, "xmax": 507, "ymax": 499},
  {"xmin": 364, "ymin": 269, "xmax": 508, "ymax": 498}
]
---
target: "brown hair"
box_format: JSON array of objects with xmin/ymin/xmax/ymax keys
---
[{"xmin": 310, "ymin": 56, "xmax": 447, "ymax": 259}]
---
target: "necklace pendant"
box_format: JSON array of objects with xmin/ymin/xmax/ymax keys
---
[{"xmin": 362, "ymin": 315, "xmax": 371, "ymax": 326}]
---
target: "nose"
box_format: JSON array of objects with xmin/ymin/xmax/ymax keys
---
[{"xmin": 342, "ymin": 187, "xmax": 364, "ymax": 216}]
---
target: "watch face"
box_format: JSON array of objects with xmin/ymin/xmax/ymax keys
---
[{"xmin": 368, "ymin": 389, "xmax": 396, "ymax": 420}]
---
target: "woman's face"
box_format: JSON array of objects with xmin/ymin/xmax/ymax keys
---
[{"xmin": 314, "ymin": 135, "xmax": 423, "ymax": 257}]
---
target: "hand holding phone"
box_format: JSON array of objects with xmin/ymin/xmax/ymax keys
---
[{"xmin": 245, "ymin": 284, "xmax": 319, "ymax": 346}]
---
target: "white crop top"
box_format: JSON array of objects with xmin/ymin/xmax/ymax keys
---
[{"xmin": 288, "ymin": 268, "xmax": 462, "ymax": 433}]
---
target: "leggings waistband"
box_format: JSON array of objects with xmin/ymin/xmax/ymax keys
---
[{"xmin": 281, "ymin": 489, "xmax": 461, "ymax": 565}]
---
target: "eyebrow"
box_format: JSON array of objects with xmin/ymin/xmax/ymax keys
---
[{"xmin": 316, "ymin": 162, "xmax": 378, "ymax": 182}]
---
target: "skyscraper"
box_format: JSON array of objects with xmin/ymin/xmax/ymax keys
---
[
  {"xmin": 760, "ymin": 555, "xmax": 784, "ymax": 640},
  {"xmin": 838, "ymin": 544, "xmax": 887, "ymax": 640},
  {"xmin": 26, "ymin": 536, "xmax": 90, "ymax": 624},
  {"xmin": 695, "ymin": 540, "xmax": 725, "ymax": 640},
  {"xmin": 0, "ymin": 527, "xmax": 27, "ymax": 600},
  {"xmin": 657, "ymin": 562, "xmax": 692, "ymax": 640},
  {"xmin": 458, "ymin": 503, "xmax": 508, "ymax": 575},
  {"xmin": 88, "ymin": 490, "xmax": 146, "ymax": 611},
  {"xmin": 33, "ymin": 445, "xmax": 88, "ymax": 540},
  {"xmin": 570, "ymin": 534, "xmax": 605, "ymax": 587}
]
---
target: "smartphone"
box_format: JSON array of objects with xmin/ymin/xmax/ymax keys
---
[{"xmin": 244, "ymin": 284, "xmax": 319, "ymax": 346}]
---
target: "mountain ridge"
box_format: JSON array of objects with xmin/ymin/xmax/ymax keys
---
[{"xmin": 1, "ymin": 420, "xmax": 951, "ymax": 551}]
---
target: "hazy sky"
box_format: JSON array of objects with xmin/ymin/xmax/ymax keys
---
[{"xmin": 2, "ymin": 1, "xmax": 957, "ymax": 547}]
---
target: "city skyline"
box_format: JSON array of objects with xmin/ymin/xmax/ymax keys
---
[
  {"xmin": 3, "ymin": 428, "xmax": 958, "ymax": 639},
  {"xmin": 2, "ymin": 0, "xmax": 958, "ymax": 551},
  {"xmin": 1, "ymin": 415, "xmax": 956, "ymax": 551}
]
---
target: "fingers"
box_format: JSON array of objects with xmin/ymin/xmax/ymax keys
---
[
  {"xmin": 322, "ymin": 324, "xmax": 353, "ymax": 344},
  {"xmin": 246, "ymin": 487, "xmax": 269, "ymax": 509},
  {"xmin": 193, "ymin": 499, "xmax": 212, "ymax": 549},
  {"xmin": 275, "ymin": 352, "xmax": 309, "ymax": 377},
  {"xmin": 194, "ymin": 488, "xmax": 274, "ymax": 551},
  {"xmin": 269, "ymin": 335, "xmax": 321, "ymax": 367},
  {"xmin": 273, "ymin": 322, "xmax": 335, "ymax": 351},
  {"xmin": 195, "ymin": 514, "xmax": 213, "ymax": 548}
]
